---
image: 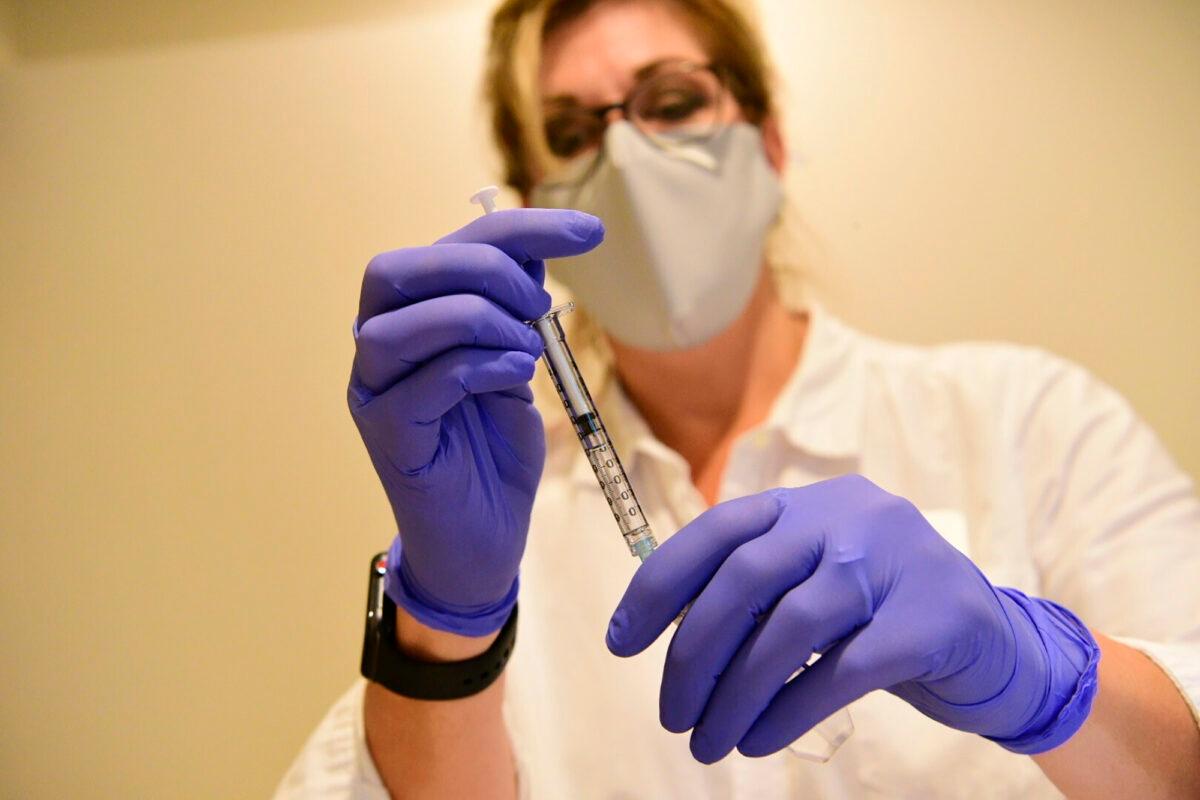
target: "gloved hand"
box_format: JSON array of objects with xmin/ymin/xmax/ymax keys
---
[
  {"xmin": 349, "ymin": 208, "xmax": 605, "ymax": 636},
  {"xmin": 606, "ymin": 474, "xmax": 1100, "ymax": 762}
]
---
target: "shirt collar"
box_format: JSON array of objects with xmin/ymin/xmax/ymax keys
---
[
  {"xmin": 561, "ymin": 301, "xmax": 866, "ymax": 486},
  {"xmin": 763, "ymin": 301, "xmax": 865, "ymax": 460}
]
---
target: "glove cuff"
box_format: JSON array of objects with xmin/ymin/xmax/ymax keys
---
[
  {"xmin": 384, "ymin": 537, "xmax": 520, "ymax": 638},
  {"xmin": 985, "ymin": 588, "xmax": 1101, "ymax": 755}
]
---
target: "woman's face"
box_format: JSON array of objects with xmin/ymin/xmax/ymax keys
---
[{"xmin": 536, "ymin": 0, "xmax": 783, "ymax": 179}]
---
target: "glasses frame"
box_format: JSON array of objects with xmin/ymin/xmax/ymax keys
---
[{"xmin": 539, "ymin": 60, "xmax": 732, "ymax": 181}]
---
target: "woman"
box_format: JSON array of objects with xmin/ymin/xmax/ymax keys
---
[{"xmin": 278, "ymin": 1, "xmax": 1200, "ymax": 797}]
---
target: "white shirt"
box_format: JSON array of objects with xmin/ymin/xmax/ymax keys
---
[{"xmin": 276, "ymin": 305, "xmax": 1200, "ymax": 799}]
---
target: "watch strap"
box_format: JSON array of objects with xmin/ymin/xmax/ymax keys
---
[{"xmin": 360, "ymin": 552, "xmax": 518, "ymax": 700}]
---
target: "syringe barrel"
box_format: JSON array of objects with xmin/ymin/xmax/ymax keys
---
[
  {"xmin": 584, "ymin": 433, "xmax": 656, "ymax": 557},
  {"xmin": 531, "ymin": 310, "xmax": 602, "ymax": 442},
  {"xmin": 531, "ymin": 307, "xmax": 657, "ymax": 558}
]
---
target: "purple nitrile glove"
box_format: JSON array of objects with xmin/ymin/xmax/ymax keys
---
[
  {"xmin": 606, "ymin": 474, "xmax": 1100, "ymax": 762},
  {"xmin": 348, "ymin": 208, "xmax": 604, "ymax": 636}
]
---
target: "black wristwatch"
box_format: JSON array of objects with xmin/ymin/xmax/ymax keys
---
[{"xmin": 360, "ymin": 552, "xmax": 518, "ymax": 700}]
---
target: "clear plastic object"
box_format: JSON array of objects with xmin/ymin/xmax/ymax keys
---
[
  {"xmin": 534, "ymin": 305, "xmax": 658, "ymax": 560},
  {"xmin": 472, "ymin": 187, "xmax": 853, "ymax": 761}
]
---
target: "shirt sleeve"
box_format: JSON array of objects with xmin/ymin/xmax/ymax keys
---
[
  {"xmin": 272, "ymin": 680, "xmax": 389, "ymax": 799},
  {"xmin": 273, "ymin": 679, "xmax": 531, "ymax": 799},
  {"xmin": 1019, "ymin": 350, "xmax": 1200, "ymax": 727}
]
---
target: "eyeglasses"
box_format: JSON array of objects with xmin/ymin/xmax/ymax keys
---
[{"xmin": 541, "ymin": 60, "xmax": 729, "ymax": 165}]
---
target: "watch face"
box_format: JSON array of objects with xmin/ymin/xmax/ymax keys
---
[
  {"xmin": 361, "ymin": 551, "xmax": 390, "ymax": 682},
  {"xmin": 367, "ymin": 551, "xmax": 388, "ymax": 628}
]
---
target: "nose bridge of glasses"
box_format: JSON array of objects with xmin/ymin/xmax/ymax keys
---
[{"xmin": 594, "ymin": 102, "xmax": 628, "ymax": 127}]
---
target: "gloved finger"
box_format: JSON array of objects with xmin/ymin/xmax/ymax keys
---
[
  {"xmin": 354, "ymin": 295, "xmax": 544, "ymax": 394},
  {"xmin": 486, "ymin": 382, "xmax": 534, "ymax": 403},
  {"xmin": 658, "ymin": 528, "xmax": 824, "ymax": 734},
  {"xmin": 606, "ymin": 492, "xmax": 784, "ymax": 658},
  {"xmin": 350, "ymin": 348, "xmax": 539, "ymax": 474},
  {"xmin": 358, "ymin": 243, "xmax": 553, "ymax": 324},
  {"xmin": 688, "ymin": 563, "xmax": 875, "ymax": 763},
  {"xmin": 737, "ymin": 609, "xmax": 918, "ymax": 758},
  {"xmin": 436, "ymin": 207, "xmax": 605, "ymax": 268},
  {"xmin": 473, "ymin": 389, "xmax": 545, "ymax": 479}
]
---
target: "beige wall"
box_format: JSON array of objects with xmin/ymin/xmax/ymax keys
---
[{"xmin": 1, "ymin": 1, "xmax": 1195, "ymax": 796}]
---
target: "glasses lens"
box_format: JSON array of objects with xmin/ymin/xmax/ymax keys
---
[
  {"xmin": 629, "ymin": 66, "xmax": 723, "ymax": 141},
  {"xmin": 543, "ymin": 107, "xmax": 605, "ymax": 160}
]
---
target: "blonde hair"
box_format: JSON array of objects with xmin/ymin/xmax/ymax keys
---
[{"xmin": 481, "ymin": 0, "xmax": 807, "ymax": 410}]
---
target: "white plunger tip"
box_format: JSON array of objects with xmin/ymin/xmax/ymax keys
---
[{"xmin": 470, "ymin": 185, "xmax": 500, "ymax": 214}]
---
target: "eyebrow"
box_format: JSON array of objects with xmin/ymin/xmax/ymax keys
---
[{"xmin": 541, "ymin": 57, "xmax": 695, "ymax": 107}]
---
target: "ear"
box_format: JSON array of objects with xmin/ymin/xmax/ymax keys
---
[{"xmin": 760, "ymin": 115, "xmax": 787, "ymax": 175}]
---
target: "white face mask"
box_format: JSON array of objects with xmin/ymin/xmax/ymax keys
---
[{"xmin": 530, "ymin": 121, "xmax": 782, "ymax": 351}]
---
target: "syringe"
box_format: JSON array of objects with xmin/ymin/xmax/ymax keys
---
[
  {"xmin": 535, "ymin": 304, "xmax": 661, "ymax": 560},
  {"xmin": 471, "ymin": 186, "xmax": 657, "ymax": 561},
  {"xmin": 470, "ymin": 187, "xmax": 853, "ymax": 760}
]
